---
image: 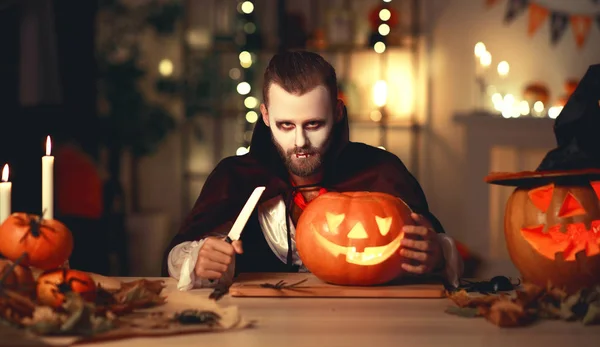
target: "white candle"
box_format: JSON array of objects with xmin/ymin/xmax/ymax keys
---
[
  {"xmin": 0, "ymin": 164, "xmax": 11, "ymax": 224},
  {"xmin": 42, "ymin": 136, "xmax": 54, "ymax": 219}
]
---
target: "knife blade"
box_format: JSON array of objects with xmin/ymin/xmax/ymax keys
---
[
  {"xmin": 224, "ymin": 186, "xmax": 266, "ymax": 243},
  {"xmin": 209, "ymin": 186, "xmax": 266, "ymax": 300}
]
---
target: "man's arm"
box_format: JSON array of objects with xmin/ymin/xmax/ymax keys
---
[
  {"xmin": 166, "ymin": 222, "xmax": 236, "ymax": 291},
  {"xmin": 377, "ymin": 153, "xmax": 464, "ymax": 287},
  {"xmin": 161, "ymin": 157, "xmax": 249, "ymax": 289}
]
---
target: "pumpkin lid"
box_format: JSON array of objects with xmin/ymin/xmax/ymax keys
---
[{"xmin": 486, "ymin": 64, "xmax": 600, "ymax": 186}]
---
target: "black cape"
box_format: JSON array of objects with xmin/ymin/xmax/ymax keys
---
[{"xmin": 161, "ymin": 106, "xmax": 445, "ymax": 276}]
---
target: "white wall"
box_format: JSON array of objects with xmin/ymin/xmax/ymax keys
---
[{"xmin": 420, "ymin": 0, "xmax": 600, "ymax": 258}]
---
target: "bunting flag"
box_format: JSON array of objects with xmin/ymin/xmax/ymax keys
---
[
  {"xmin": 570, "ymin": 15, "xmax": 593, "ymax": 48},
  {"xmin": 504, "ymin": 0, "xmax": 529, "ymax": 23},
  {"xmin": 486, "ymin": 0, "xmax": 502, "ymax": 7},
  {"xmin": 528, "ymin": 3, "xmax": 549, "ymax": 36},
  {"xmin": 495, "ymin": 0, "xmax": 600, "ymax": 50},
  {"xmin": 550, "ymin": 11, "xmax": 569, "ymax": 45}
]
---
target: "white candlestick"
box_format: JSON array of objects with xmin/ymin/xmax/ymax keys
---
[
  {"xmin": 42, "ymin": 136, "xmax": 54, "ymax": 219},
  {"xmin": 0, "ymin": 164, "xmax": 11, "ymax": 224}
]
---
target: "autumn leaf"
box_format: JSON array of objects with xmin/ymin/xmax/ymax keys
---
[
  {"xmin": 447, "ymin": 290, "xmax": 503, "ymax": 308},
  {"xmin": 537, "ymin": 302, "xmax": 562, "ymax": 319},
  {"xmin": 514, "ymin": 282, "xmax": 544, "ymax": 307},
  {"xmin": 483, "ymin": 300, "xmax": 534, "ymax": 327},
  {"xmin": 582, "ymin": 302, "xmax": 600, "ymax": 325}
]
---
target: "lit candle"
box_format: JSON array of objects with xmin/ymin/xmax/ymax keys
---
[
  {"xmin": 42, "ymin": 136, "xmax": 54, "ymax": 219},
  {"xmin": 0, "ymin": 164, "xmax": 11, "ymax": 224},
  {"xmin": 497, "ymin": 61, "xmax": 509, "ymax": 78},
  {"xmin": 474, "ymin": 42, "xmax": 486, "ymax": 76}
]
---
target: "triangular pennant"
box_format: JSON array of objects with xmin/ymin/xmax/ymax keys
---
[
  {"xmin": 570, "ymin": 15, "xmax": 593, "ymax": 49},
  {"xmin": 550, "ymin": 11, "xmax": 569, "ymax": 45},
  {"xmin": 528, "ymin": 3, "xmax": 549, "ymax": 36},
  {"xmin": 504, "ymin": 0, "xmax": 529, "ymax": 24},
  {"xmin": 486, "ymin": 0, "xmax": 501, "ymax": 8}
]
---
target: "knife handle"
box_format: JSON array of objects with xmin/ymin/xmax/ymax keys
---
[{"xmin": 224, "ymin": 236, "xmax": 233, "ymax": 244}]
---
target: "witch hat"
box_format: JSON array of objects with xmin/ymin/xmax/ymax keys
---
[{"xmin": 485, "ymin": 64, "xmax": 600, "ymax": 186}]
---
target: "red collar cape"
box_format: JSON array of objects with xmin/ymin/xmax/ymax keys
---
[{"xmin": 291, "ymin": 180, "xmax": 328, "ymax": 210}]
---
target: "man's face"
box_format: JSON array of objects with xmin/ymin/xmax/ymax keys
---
[{"xmin": 261, "ymin": 83, "xmax": 336, "ymax": 177}]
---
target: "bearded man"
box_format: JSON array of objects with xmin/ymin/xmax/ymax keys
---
[{"xmin": 162, "ymin": 51, "xmax": 464, "ymax": 291}]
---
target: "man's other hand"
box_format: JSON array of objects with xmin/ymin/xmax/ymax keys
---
[
  {"xmin": 399, "ymin": 213, "xmax": 444, "ymax": 274},
  {"xmin": 195, "ymin": 237, "xmax": 243, "ymax": 279}
]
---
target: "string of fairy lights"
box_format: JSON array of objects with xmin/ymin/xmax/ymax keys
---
[
  {"xmin": 234, "ymin": 0, "xmax": 259, "ymax": 156},
  {"xmin": 231, "ymin": 0, "xmax": 394, "ymax": 155},
  {"xmin": 373, "ymin": 0, "xmax": 393, "ymax": 54}
]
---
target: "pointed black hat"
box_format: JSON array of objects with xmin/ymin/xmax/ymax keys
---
[{"xmin": 486, "ymin": 64, "xmax": 600, "ymax": 186}]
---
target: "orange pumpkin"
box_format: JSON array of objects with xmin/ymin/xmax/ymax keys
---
[
  {"xmin": 504, "ymin": 180, "xmax": 600, "ymax": 293},
  {"xmin": 0, "ymin": 258, "xmax": 35, "ymax": 297},
  {"xmin": 523, "ymin": 82, "xmax": 550, "ymax": 105},
  {"xmin": 36, "ymin": 268, "xmax": 97, "ymax": 308},
  {"xmin": 0, "ymin": 213, "xmax": 74, "ymax": 270},
  {"xmin": 295, "ymin": 192, "xmax": 414, "ymax": 286}
]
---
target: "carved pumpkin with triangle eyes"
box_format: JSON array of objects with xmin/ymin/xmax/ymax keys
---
[
  {"xmin": 295, "ymin": 192, "xmax": 415, "ymax": 286},
  {"xmin": 504, "ymin": 180, "xmax": 600, "ymax": 293}
]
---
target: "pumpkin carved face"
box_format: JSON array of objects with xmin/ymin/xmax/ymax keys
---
[
  {"xmin": 36, "ymin": 268, "xmax": 97, "ymax": 308},
  {"xmin": 505, "ymin": 180, "xmax": 600, "ymax": 292},
  {"xmin": 295, "ymin": 192, "xmax": 414, "ymax": 286}
]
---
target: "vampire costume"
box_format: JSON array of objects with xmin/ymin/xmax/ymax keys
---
[{"xmin": 162, "ymin": 104, "xmax": 464, "ymax": 290}]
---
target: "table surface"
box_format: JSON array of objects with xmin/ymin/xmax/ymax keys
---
[{"xmin": 77, "ymin": 277, "xmax": 600, "ymax": 347}]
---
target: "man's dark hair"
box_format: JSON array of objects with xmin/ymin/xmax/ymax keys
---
[{"xmin": 262, "ymin": 51, "xmax": 338, "ymax": 108}]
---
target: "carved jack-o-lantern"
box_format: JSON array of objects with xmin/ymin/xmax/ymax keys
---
[
  {"xmin": 295, "ymin": 192, "xmax": 414, "ymax": 286},
  {"xmin": 488, "ymin": 63, "xmax": 600, "ymax": 293},
  {"xmin": 503, "ymin": 180, "xmax": 600, "ymax": 292}
]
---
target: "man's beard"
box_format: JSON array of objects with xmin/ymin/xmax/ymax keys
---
[{"xmin": 272, "ymin": 136, "xmax": 330, "ymax": 178}]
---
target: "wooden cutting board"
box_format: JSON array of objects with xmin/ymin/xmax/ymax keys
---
[{"xmin": 229, "ymin": 272, "xmax": 447, "ymax": 298}]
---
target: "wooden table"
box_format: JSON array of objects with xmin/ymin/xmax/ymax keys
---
[{"xmin": 78, "ymin": 277, "xmax": 600, "ymax": 347}]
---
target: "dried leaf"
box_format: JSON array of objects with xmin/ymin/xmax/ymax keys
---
[
  {"xmin": 0, "ymin": 289, "xmax": 36, "ymax": 326},
  {"xmin": 582, "ymin": 302, "xmax": 600, "ymax": 326},
  {"xmin": 483, "ymin": 300, "xmax": 534, "ymax": 327},
  {"xmin": 95, "ymin": 279, "xmax": 166, "ymax": 316},
  {"xmin": 514, "ymin": 282, "xmax": 544, "ymax": 307},
  {"xmin": 120, "ymin": 279, "xmax": 165, "ymax": 295},
  {"xmin": 537, "ymin": 302, "xmax": 562, "ymax": 319},
  {"xmin": 24, "ymin": 292, "xmax": 116, "ymax": 337},
  {"xmin": 447, "ymin": 290, "xmax": 502, "ymax": 308}
]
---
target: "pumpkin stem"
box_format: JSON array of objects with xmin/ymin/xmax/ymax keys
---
[
  {"xmin": 0, "ymin": 252, "xmax": 29, "ymax": 286},
  {"xmin": 28, "ymin": 215, "xmax": 42, "ymax": 238}
]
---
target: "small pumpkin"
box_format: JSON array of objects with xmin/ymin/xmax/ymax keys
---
[
  {"xmin": 295, "ymin": 191, "xmax": 414, "ymax": 286},
  {"xmin": 0, "ymin": 258, "xmax": 35, "ymax": 297},
  {"xmin": 36, "ymin": 268, "xmax": 97, "ymax": 308},
  {"xmin": 523, "ymin": 82, "xmax": 550, "ymax": 106},
  {"xmin": 0, "ymin": 213, "xmax": 74, "ymax": 270}
]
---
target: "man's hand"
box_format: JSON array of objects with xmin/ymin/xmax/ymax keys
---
[
  {"xmin": 399, "ymin": 213, "xmax": 444, "ymax": 274},
  {"xmin": 195, "ymin": 237, "xmax": 243, "ymax": 279}
]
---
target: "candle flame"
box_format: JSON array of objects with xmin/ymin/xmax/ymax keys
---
[
  {"xmin": 1, "ymin": 164, "xmax": 8, "ymax": 182},
  {"xmin": 46, "ymin": 136, "xmax": 52, "ymax": 156}
]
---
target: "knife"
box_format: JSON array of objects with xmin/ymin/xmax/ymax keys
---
[
  {"xmin": 224, "ymin": 186, "xmax": 266, "ymax": 243},
  {"xmin": 209, "ymin": 186, "xmax": 266, "ymax": 300}
]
